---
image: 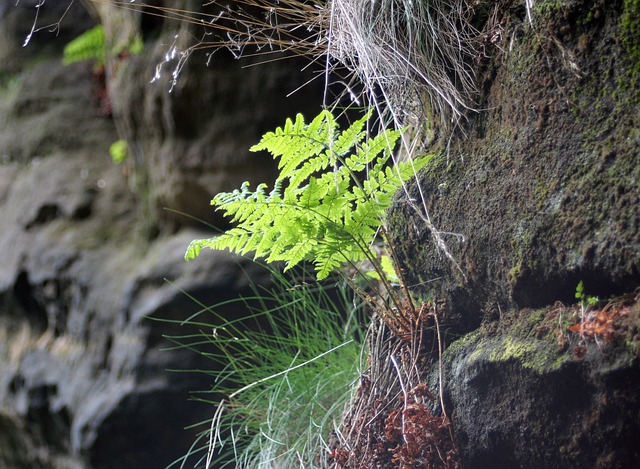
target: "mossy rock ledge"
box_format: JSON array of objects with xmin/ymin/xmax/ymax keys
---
[{"xmin": 430, "ymin": 300, "xmax": 640, "ymax": 467}]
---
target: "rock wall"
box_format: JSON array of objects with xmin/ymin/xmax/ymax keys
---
[
  {"xmin": 390, "ymin": 0, "xmax": 639, "ymax": 466},
  {"xmin": 3, "ymin": 1, "xmax": 638, "ymax": 467},
  {"xmin": 390, "ymin": 0, "xmax": 639, "ymax": 332},
  {"xmin": 0, "ymin": 1, "xmax": 322, "ymax": 467}
]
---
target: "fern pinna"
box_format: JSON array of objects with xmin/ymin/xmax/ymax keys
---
[{"xmin": 185, "ymin": 110, "xmax": 431, "ymax": 280}]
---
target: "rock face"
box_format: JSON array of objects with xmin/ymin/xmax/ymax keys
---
[
  {"xmin": 433, "ymin": 302, "xmax": 640, "ymax": 468},
  {"xmin": 389, "ymin": 0, "xmax": 639, "ymax": 332},
  {"xmin": 0, "ymin": 1, "xmax": 321, "ymax": 467},
  {"xmin": 390, "ymin": 0, "xmax": 640, "ymax": 466},
  {"xmin": 91, "ymin": 0, "xmax": 325, "ymax": 230}
]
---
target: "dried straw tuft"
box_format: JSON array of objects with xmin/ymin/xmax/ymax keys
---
[
  {"xmin": 327, "ymin": 0, "xmax": 480, "ymax": 136},
  {"xmin": 93, "ymin": 0, "xmax": 481, "ymax": 137}
]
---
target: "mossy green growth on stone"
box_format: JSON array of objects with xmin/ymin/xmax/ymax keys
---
[
  {"xmin": 621, "ymin": 0, "xmax": 640, "ymax": 79},
  {"xmin": 533, "ymin": 0, "xmax": 571, "ymax": 17},
  {"xmin": 444, "ymin": 306, "xmax": 573, "ymax": 375},
  {"xmin": 489, "ymin": 336, "xmax": 569, "ymax": 373},
  {"xmin": 447, "ymin": 331, "xmax": 570, "ymax": 375}
]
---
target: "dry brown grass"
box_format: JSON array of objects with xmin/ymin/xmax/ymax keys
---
[
  {"xmin": 88, "ymin": 0, "xmax": 481, "ymax": 138},
  {"xmin": 327, "ymin": 303, "xmax": 460, "ymax": 468}
]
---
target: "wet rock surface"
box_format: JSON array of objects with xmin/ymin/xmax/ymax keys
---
[{"xmin": 0, "ymin": 1, "xmax": 320, "ymax": 467}]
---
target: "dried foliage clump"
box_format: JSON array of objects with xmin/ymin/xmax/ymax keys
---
[
  {"xmin": 568, "ymin": 291, "xmax": 640, "ymax": 347},
  {"xmin": 327, "ymin": 305, "xmax": 460, "ymax": 469},
  {"xmin": 513, "ymin": 290, "xmax": 640, "ymax": 360},
  {"xmin": 327, "ymin": 0, "xmax": 480, "ymax": 133},
  {"xmin": 384, "ymin": 384, "xmax": 460, "ymax": 469},
  {"xmin": 96, "ymin": 0, "xmax": 481, "ymax": 136}
]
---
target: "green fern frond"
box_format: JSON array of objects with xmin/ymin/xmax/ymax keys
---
[
  {"xmin": 332, "ymin": 110, "xmax": 371, "ymax": 157},
  {"xmin": 63, "ymin": 24, "xmax": 144, "ymax": 67},
  {"xmin": 186, "ymin": 111, "xmax": 433, "ymax": 280},
  {"xmin": 63, "ymin": 25, "xmax": 106, "ymax": 65},
  {"xmin": 347, "ymin": 129, "xmax": 402, "ymax": 172}
]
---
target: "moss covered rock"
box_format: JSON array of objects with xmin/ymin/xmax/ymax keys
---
[
  {"xmin": 436, "ymin": 301, "xmax": 640, "ymax": 468},
  {"xmin": 389, "ymin": 0, "xmax": 639, "ymax": 332}
]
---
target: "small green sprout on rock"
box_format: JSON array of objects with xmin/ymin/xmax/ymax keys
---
[
  {"xmin": 575, "ymin": 280, "xmax": 600, "ymax": 308},
  {"xmin": 108, "ymin": 139, "xmax": 128, "ymax": 164}
]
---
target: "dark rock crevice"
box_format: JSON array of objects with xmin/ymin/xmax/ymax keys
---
[{"xmin": 12, "ymin": 271, "xmax": 49, "ymax": 331}]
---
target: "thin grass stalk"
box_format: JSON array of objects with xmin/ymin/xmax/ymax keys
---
[{"xmin": 89, "ymin": 0, "xmax": 480, "ymax": 133}]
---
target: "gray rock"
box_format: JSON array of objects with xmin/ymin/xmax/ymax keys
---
[
  {"xmin": 0, "ymin": 1, "xmax": 288, "ymax": 467},
  {"xmin": 436, "ymin": 305, "xmax": 640, "ymax": 468}
]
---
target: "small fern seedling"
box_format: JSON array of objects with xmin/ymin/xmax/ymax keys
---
[
  {"xmin": 62, "ymin": 24, "xmax": 143, "ymax": 67},
  {"xmin": 186, "ymin": 110, "xmax": 431, "ymax": 287},
  {"xmin": 63, "ymin": 25, "xmax": 106, "ymax": 66}
]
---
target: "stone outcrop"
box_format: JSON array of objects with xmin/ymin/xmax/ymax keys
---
[
  {"xmin": 431, "ymin": 300, "xmax": 640, "ymax": 468},
  {"xmin": 0, "ymin": 1, "xmax": 321, "ymax": 467},
  {"xmin": 390, "ymin": 0, "xmax": 640, "ymax": 466}
]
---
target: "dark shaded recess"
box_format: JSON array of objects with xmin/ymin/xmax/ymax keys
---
[
  {"xmin": 26, "ymin": 204, "xmax": 62, "ymax": 229},
  {"xmin": 0, "ymin": 413, "xmax": 46, "ymax": 469},
  {"xmin": 512, "ymin": 269, "xmax": 623, "ymax": 310},
  {"xmin": 142, "ymin": 284, "xmax": 247, "ymax": 350},
  {"xmin": 49, "ymin": 279, "xmax": 68, "ymax": 337},
  {"xmin": 99, "ymin": 334, "xmax": 113, "ymax": 370},
  {"xmin": 13, "ymin": 271, "xmax": 48, "ymax": 331},
  {"xmin": 71, "ymin": 202, "xmax": 92, "ymax": 221},
  {"xmin": 140, "ymin": 4, "xmax": 165, "ymax": 42},
  {"xmin": 26, "ymin": 384, "xmax": 72, "ymax": 453},
  {"xmin": 88, "ymin": 388, "xmax": 210, "ymax": 469},
  {"xmin": 8, "ymin": 374, "xmax": 25, "ymax": 395}
]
